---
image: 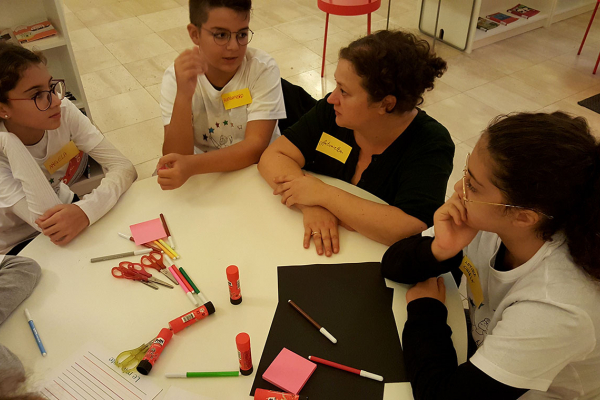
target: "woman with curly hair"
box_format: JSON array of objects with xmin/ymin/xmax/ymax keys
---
[{"xmin": 259, "ymin": 30, "xmax": 454, "ymax": 256}]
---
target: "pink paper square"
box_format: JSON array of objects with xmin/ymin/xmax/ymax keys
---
[
  {"xmin": 130, "ymin": 218, "xmax": 167, "ymax": 245},
  {"xmin": 262, "ymin": 348, "xmax": 316, "ymax": 394}
]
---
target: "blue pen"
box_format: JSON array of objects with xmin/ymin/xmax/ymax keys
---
[{"xmin": 25, "ymin": 308, "xmax": 46, "ymax": 357}]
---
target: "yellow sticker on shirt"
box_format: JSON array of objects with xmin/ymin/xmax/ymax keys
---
[
  {"xmin": 459, "ymin": 255, "xmax": 484, "ymax": 308},
  {"xmin": 221, "ymin": 88, "xmax": 252, "ymax": 110},
  {"xmin": 315, "ymin": 133, "xmax": 352, "ymax": 164},
  {"xmin": 44, "ymin": 141, "xmax": 80, "ymax": 174}
]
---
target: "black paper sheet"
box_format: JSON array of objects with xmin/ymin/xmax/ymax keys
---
[{"xmin": 251, "ymin": 262, "xmax": 406, "ymax": 400}]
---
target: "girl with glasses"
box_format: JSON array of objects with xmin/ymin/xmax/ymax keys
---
[
  {"xmin": 157, "ymin": 0, "xmax": 286, "ymax": 190},
  {"xmin": 0, "ymin": 43, "xmax": 137, "ymax": 255},
  {"xmin": 382, "ymin": 112, "xmax": 600, "ymax": 399}
]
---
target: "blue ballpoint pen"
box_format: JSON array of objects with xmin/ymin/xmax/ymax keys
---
[{"xmin": 25, "ymin": 308, "xmax": 46, "ymax": 357}]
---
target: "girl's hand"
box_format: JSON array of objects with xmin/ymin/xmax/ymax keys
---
[
  {"xmin": 35, "ymin": 204, "xmax": 89, "ymax": 245},
  {"xmin": 273, "ymin": 174, "xmax": 327, "ymax": 208},
  {"xmin": 174, "ymin": 46, "xmax": 208, "ymax": 99},
  {"xmin": 301, "ymin": 205, "xmax": 340, "ymax": 257},
  {"xmin": 406, "ymin": 277, "xmax": 446, "ymax": 304},
  {"xmin": 156, "ymin": 153, "xmax": 195, "ymax": 190},
  {"xmin": 431, "ymin": 192, "xmax": 478, "ymax": 261}
]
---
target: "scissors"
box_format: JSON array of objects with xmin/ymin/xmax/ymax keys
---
[
  {"xmin": 115, "ymin": 339, "xmax": 153, "ymax": 372},
  {"xmin": 111, "ymin": 265, "xmax": 158, "ymax": 290},
  {"xmin": 120, "ymin": 261, "xmax": 174, "ymax": 289},
  {"xmin": 140, "ymin": 251, "xmax": 178, "ymax": 285}
]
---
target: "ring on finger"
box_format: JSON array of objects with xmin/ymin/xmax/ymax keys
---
[{"xmin": 311, "ymin": 231, "xmax": 321, "ymax": 237}]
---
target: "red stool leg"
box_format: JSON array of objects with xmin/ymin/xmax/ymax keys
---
[
  {"xmin": 579, "ymin": 1, "xmax": 599, "ymax": 55},
  {"xmin": 594, "ymin": 50, "xmax": 600, "ymax": 74},
  {"xmin": 322, "ymin": 13, "xmax": 329, "ymax": 78},
  {"xmin": 367, "ymin": 13, "xmax": 372, "ymax": 35}
]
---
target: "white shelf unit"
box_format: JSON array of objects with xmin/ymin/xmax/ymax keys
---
[
  {"xmin": 420, "ymin": 0, "xmax": 596, "ymax": 53},
  {"xmin": 0, "ymin": 0, "xmax": 92, "ymax": 120}
]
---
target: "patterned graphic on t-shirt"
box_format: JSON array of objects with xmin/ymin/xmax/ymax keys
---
[
  {"xmin": 203, "ymin": 119, "xmax": 244, "ymax": 149},
  {"xmin": 473, "ymin": 317, "xmax": 490, "ymax": 348}
]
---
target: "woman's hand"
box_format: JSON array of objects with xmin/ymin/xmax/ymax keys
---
[
  {"xmin": 431, "ymin": 192, "xmax": 478, "ymax": 261},
  {"xmin": 301, "ymin": 205, "xmax": 340, "ymax": 257},
  {"xmin": 35, "ymin": 204, "xmax": 89, "ymax": 245},
  {"xmin": 157, "ymin": 153, "xmax": 196, "ymax": 190},
  {"xmin": 406, "ymin": 277, "xmax": 446, "ymax": 304},
  {"xmin": 273, "ymin": 174, "xmax": 328, "ymax": 208}
]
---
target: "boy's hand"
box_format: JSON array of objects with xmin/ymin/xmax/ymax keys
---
[
  {"xmin": 406, "ymin": 277, "xmax": 446, "ymax": 305},
  {"xmin": 35, "ymin": 204, "xmax": 89, "ymax": 245},
  {"xmin": 156, "ymin": 153, "xmax": 196, "ymax": 190},
  {"xmin": 174, "ymin": 46, "xmax": 208, "ymax": 99}
]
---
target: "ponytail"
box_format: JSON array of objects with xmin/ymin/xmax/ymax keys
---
[{"xmin": 485, "ymin": 111, "xmax": 600, "ymax": 280}]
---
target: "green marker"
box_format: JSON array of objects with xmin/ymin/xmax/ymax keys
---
[
  {"xmin": 179, "ymin": 267, "xmax": 208, "ymax": 304},
  {"xmin": 165, "ymin": 371, "xmax": 240, "ymax": 378}
]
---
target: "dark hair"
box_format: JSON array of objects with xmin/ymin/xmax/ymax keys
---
[
  {"xmin": 0, "ymin": 369, "xmax": 44, "ymax": 400},
  {"xmin": 484, "ymin": 111, "xmax": 600, "ymax": 280},
  {"xmin": 189, "ymin": 0, "xmax": 252, "ymax": 27},
  {"xmin": 338, "ymin": 30, "xmax": 447, "ymax": 113},
  {"xmin": 0, "ymin": 43, "xmax": 46, "ymax": 104}
]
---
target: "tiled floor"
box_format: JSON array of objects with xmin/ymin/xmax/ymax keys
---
[{"xmin": 63, "ymin": 0, "xmax": 600, "ymax": 199}]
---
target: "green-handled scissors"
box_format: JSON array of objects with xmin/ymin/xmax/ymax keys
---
[{"xmin": 115, "ymin": 340, "xmax": 153, "ymax": 372}]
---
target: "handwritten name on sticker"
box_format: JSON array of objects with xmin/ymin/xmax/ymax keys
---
[
  {"xmin": 459, "ymin": 255, "xmax": 484, "ymax": 308},
  {"xmin": 221, "ymin": 88, "xmax": 252, "ymax": 110},
  {"xmin": 316, "ymin": 132, "xmax": 352, "ymax": 164},
  {"xmin": 44, "ymin": 141, "xmax": 80, "ymax": 174}
]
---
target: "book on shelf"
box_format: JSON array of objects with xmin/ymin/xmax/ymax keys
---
[
  {"xmin": 486, "ymin": 13, "xmax": 520, "ymax": 25},
  {"xmin": 477, "ymin": 17, "xmax": 500, "ymax": 32},
  {"xmin": 0, "ymin": 29, "xmax": 21, "ymax": 46},
  {"xmin": 507, "ymin": 4, "xmax": 540, "ymax": 19},
  {"xmin": 13, "ymin": 21, "xmax": 58, "ymax": 44}
]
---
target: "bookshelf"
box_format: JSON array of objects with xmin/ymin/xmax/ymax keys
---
[
  {"xmin": 0, "ymin": 0, "xmax": 92, "ymax": 118},
  {"xmin": 420, "ymin": 0, "xmax": 597, "ymax": 53}
]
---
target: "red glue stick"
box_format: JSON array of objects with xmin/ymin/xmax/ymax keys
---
[
  {"xmin": 168, "ymin": 302, "xmax": 216, "ymax": 334},
  {"xmin": 236, "ymin": 332, "xmax": 253, "ymax": 375},
  {"xmin": 227, "ymin": 265, "xmax": 242, "ymax": 305},
  {"xmin": 137, "ymin": 328, "xmax": 173, "ymax": 375},
  {"xmin": 254, "ymin": 389, "xmax": 308, "ymax": 400}
]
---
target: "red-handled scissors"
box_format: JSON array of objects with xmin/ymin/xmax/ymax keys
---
[
  {"xmin": 111, "ymin": 265, "xmax": 158, "ymax": 290},
  {"xmin": 119, "ymin": 261, "xmax": 173, "ymax": 289},
  {"xmin": 140, "ymin": 251, "xmax": 178, "ymax": 285}
]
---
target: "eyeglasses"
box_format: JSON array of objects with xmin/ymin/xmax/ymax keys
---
[
  {"xmin": 462, "ymin": 153, "xmax": 554, "ymax": 219},
  {"xmin": 200, "ymin": 27, "xmax": 253, "ymax": 46},
  {"xmin": 8, "ymin": 79, "xmax": 66, "ymax": 111}
]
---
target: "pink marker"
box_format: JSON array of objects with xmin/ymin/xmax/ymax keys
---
[{"xmin": 169, "ymin": 265, "xmax": 198, "ymax": 306}]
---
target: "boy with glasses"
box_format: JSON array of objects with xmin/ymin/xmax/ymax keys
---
[{"xmin": 157, "ymin": 0, "xmax": 286, "ymax": 190}]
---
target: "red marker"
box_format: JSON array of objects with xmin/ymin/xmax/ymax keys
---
[
  {"xmin": 236, "ymin": 332, "xmax": 253, "ymax": 375},
  {"xmin": 168, "ymin": 302, "xmax": 216, "ymax": 333},
  {"xmin": 227, "ymin": 265, "xmax": 242, "ymax": 305},
  {"xmin": 137, "ymin": 328, "xmax": 173, "ymax": 375},
  {"xmin": 254, "ymin": 388, "xmax": 308, "ymax": 400},
  {"xmin": 307, "ymin": 356, "xmax": 383, "ymax": 382}
]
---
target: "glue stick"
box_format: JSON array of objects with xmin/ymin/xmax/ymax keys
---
[
  {"xmin": 226, "ymin": 265, "xmax": 242, "ymax": 305},
  {"xmin": 168, "ymin": 302, "xmax": 216, "ymax": 333},
  {"xmin": 137, "ymin": 328, "xmax": 173, "ymax": 375},
  {"xmin": 236, "ymin": 332, "xmax": 253, "ymax": 375},
  {"xmin": 254, "ymin": 389, "xmax": 308, "ymax": 400}
]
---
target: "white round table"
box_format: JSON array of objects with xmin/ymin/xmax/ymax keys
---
[{"xmin": 0, "ymin": 166, "xmax": 466, "ymax": 399}]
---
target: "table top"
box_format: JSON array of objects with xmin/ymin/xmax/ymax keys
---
[{"xmin": 0, "ymin": 166, "xmax": 466, "ymax": 400}]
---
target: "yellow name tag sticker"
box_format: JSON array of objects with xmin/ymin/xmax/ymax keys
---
[
  {"xmin": 459, "ymin": 255, "xmax": 484, "ymax": 308},
  {"xmin": 44, "ymin": 141, "xmax": 80, "ymax": 174},
  {"xmin": 221, "ymin": 88, "xmax": 252, "ymax": 110},
  {"xmin": 315, "ymin": 133, "xmax": 352, "ymax": 164}
]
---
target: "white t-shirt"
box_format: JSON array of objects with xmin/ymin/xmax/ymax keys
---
[
  {"xmin": 160, "ymin": 47, "xmax": 286, "ymax": 154},
  {"xmin": 429, "ymin": 227, "xmax": 600, "ymax": 399},
  {"xmin": 0, "ymin": 99, "xmax": 136, "ymax": 254}
]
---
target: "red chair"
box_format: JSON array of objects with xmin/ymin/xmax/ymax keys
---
[
  {"xmin": 318, "ymin": 0, "xmax": 382, "ymax": 77},
  {"xmin": 578, "ymin": 0, "xmax": 600, "ymax": 74}
]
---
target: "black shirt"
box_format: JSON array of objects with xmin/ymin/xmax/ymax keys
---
[{"xmin": 283, "ymin": 94, "xmax": 454, "ymax": 227}]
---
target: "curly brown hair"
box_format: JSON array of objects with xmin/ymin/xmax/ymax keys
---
[{"xmin": 338, "ymin": 30, "xmax": 447, "ymax": 113}]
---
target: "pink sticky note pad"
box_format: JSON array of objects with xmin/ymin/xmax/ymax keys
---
[
  {"xmin": 130, "ymin": 218, "xmax": 167, "ymax": 245},
  {"xmin": 262, "ymin": 348, "xmax": 316, "ymax": 394}
]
